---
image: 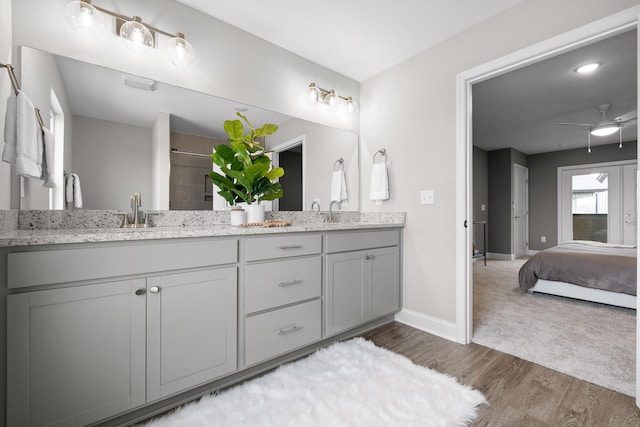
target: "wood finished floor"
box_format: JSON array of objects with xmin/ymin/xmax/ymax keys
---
[{"xmin": 361, "ymin": 321, "xmax": 640, "ymax": 427}]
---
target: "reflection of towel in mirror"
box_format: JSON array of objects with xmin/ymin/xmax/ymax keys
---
[
  {"xmin": 2, "ymin": 91, "xmax": 17, "ymax": 164},
  {"xmin": 41, "ymin": 127, "xmax": 56, "ymax": 188},
  {"xmin": 370, "ymin": 163, "xmax": 389, "ymax": 201},
  {"xmin": 14, "ymin": 91, "xmax": 42, "ymax": 178},
  {"xmin": 65, "ymin": 173, "xmax": 83, "ymax": 208},
  {"xmin": 331, "ymin": 170, "xmax": 348, "ymax": 202}
]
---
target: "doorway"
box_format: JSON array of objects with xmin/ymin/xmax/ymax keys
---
[
  {"xmin": 271, "ymin": 135, "xmax": 306, "ymax": 211},
  {"xmin": 455, "ymin": 7, "xmax": 639, "ymax": 401},
  {"xmin": 513, "ymin": 164, "xmax": 528, "ymax": 259}
]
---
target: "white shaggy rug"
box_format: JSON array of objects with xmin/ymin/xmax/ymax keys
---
[{"xmin": 146, "ymin": 338, "xmax": 486, "ymax": 427}]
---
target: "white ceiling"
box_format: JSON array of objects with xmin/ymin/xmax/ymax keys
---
[
  {"xmin": 473, "ymin": 29, "xmax": 637, "ymax": 155},
  {"xmin": 175, "ymin": 0, "xmax": 524, "ymax": 82}
]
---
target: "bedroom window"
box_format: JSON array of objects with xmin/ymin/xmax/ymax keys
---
[
  {"xmin": 559, "ymin": 161, "xmax": 636, "ymax": 245},
  {"xmin": 571, "ymin": 173, "xmax": 608, "ymax": 242}
]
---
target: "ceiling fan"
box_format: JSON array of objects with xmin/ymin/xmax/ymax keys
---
[{"xmin": 558, "ymin": 103, "xmax": 637, "ymax": 152}]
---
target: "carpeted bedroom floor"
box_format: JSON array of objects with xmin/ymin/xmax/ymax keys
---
[{"xmin": 472, "ymin": 258, "xmax": 636, "ymax": 397}]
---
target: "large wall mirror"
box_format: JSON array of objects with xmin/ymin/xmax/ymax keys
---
[{"xmin": 16, "ymin": 46, "xmax": 359, "ymax": 212}]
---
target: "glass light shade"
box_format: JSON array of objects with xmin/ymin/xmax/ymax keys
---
[
  {"xmin": 308, "ymin": 83, "xmax": 320, "ymax": 102},
  {"xmin": 345, "ymin": 97, "xmax": 359, "ymax": 114},
  {"xmin": 65, "ymin": 0, "xmax": 105, "ymax": 39},
  {"xmin": 167, "ymin": 33, "xmax": 194, "ymax": 67},
  {"xmin": 120, "ymin": 16, "xmax": 154, "ymax": 54},
  {"xmin": 325, "ymin": 90, "xmax": 338, "ymax": 108},
  {"xmin": 590, "ymin": 125, "xmax": 619, "ymax": 136}
]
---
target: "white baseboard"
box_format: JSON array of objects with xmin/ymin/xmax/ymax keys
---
[
  {"xmin": 487, "ymin": 252, "xmax": 515, "ymax": 260},
  {"xmin": 395, "ymin": 309, "xmax": 458, "ymax": 342},
  {"xmin": 527, "ymin": 249, "xmax": 540, "ymax": 255}
]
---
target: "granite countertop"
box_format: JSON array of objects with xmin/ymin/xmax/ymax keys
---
[{"xmin": 0, "ymin": 221, "xmax": 405, "ymax": 247}]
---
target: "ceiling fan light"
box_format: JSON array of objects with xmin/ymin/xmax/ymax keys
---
[
  {"xmin": 65, "ymin": 0, "xmax": 105, "ymax": 39},
  {"xmin": 120, "ymin": 16, "xmax": 154, "ymax": 54},
  {"xmin": 576, "ymin": 63, "xmax": 600, "ymax": 74},
  {"xmin": 590, "ymin": 124, "xmax": 619, "ymax": 136}
]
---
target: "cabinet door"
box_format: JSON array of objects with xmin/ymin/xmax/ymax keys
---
[
  {"xmin": 7, "ymin": 279, "xmax": 146, "ymax": 427},
  {"xmin": 370, "ymin": 246, "xmax": 400, "ymax": 317},
  {"xmin": 325, "ymin": 251, "xmax": 369, "ymax": 337},
  {"xmin": 146, "ymin": 267, "xmax": 237, "ymax": 401}
]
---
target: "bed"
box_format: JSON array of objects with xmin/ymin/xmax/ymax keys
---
[{"xmin": 518, "ymin": 240, "xmax": 637, "ymax": 309}]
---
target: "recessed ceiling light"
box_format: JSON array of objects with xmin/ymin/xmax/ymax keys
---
[{"xmin": 575, "ymin": 63, "xmax": 600, "ymax": 74}]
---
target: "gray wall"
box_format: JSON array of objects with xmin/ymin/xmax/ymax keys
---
[
  {"xmin": 473, "ymin": 147, "xmax": 488, "ymax": 253},
  {"xmin": 73, "ymin": 116, "xmax": 152, "ymax": 210},
  {"xmin": 487, "ymin": 148, "xmax": 528, "ymax": 255},
  {"xmin": 529, "ymin": 141, "xmax": 637, "ymax": 250}
]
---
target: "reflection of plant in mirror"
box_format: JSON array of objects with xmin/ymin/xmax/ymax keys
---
[{"xmin": 209, "ymin": 113, "xmax": 285, "ymax": 205}]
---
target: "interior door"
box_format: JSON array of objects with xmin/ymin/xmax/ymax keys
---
[{"xmin": 513, "ymin": 164, "xmax": 528, "ymax": 258}]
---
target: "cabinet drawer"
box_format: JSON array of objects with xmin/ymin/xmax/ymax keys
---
[
  {"xmin": 326, "ymin": 230, "xmax": 399, "ymax": 253},
  {"xmin": 244, "ymin": 234, "xmax": 321, "ymax": 261},
  {"xmin": 7, "ymin": 239, "xmax": 238, "ymax": 289},
  {"xmin": 245, "ymin": 299, "xmax": 321, "ymax": 366},
  {"xmin": 245, "ymin": 257, "xmax": 321, "ymax": 314}
]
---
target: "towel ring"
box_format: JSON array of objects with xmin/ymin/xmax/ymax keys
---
[
  {"xmin": 373, "ymin": 149, "xmax": 387, "ymax": 164},
  {"xmin": 333, "ymin": 158, "xmax": 344, "ymax": 171}
]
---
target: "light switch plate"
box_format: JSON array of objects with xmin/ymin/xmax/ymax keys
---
[{"xmin": 420, "ymin": 190, "xmax": 434, "ymax": 205}]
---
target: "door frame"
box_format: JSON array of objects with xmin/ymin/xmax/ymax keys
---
[
  {"xmin": 270, "ymin": 135, "xmax": 306, "ymax": 212},
  {"xmin": 455, "ymin": 7, "xmax": 640, "ymax": 403}
]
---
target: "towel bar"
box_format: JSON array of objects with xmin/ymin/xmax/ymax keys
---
[{"xmin": 373, "ymin": 148, "xmax": 387, "ymax": 164}]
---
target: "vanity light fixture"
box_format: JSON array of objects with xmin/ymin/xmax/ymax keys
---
[
  {"xmin": 65, "ymin": 0, "xmax": 195, "ymax": 67},
  {"xmin": 307, "ymin": 82, "xmax": 358, "ymax": 114}
]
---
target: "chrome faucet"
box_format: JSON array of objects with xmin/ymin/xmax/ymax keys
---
[
  {"xmin": 311, "ymin": 200, "xmax": 321, "ymax": 212},
  {"xmin": 131, "ymin": 192, "xmax": 142, "ymax": 228},
  {"xmin": 327, "ymin": 200, "xmax": 341, "ymax": 223}
]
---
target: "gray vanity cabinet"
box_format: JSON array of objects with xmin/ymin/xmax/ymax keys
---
[
  {"xmin": 243, "ymin": 234, "xmax": 323, "ymax": 366},
  {"xmin": 8, "ymin": 279, "xmax": 147, "ymax": 427},
  {"xmin": 7, "ymin": 239, "xmax": 238, "ymax": 427},
  {"xmin": 325, "ymin": 230, "xmax": 400, "ymax": 337},
  {"xmin": 146, "ymin": 267, "xmax": 237, "ymax": 401}
]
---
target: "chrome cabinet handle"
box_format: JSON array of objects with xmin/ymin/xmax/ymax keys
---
[
  {"xmin": 150, "ymin": 286, "xmax": 160, "ymax": 293},
  {"xmin": 279, "ymin": 279, "xmax": 302, "ymax": 287},
  {"xmin": 135, "ymin": 288, "xmax": 146, "ymax": 296},
  {"xmin": 364, "ymin": 255, "xmax": 375, "ymax": 260},
  {"xmin": 278, "ymin": 325, "xmax": 302, "ymax": 335},
  {"xmin": 277, "ymin": 245, "xmax": 303, "ymax": 250}
]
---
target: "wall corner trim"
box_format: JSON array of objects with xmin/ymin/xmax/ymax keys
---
[{"xmin": 395, "ymin": 309, "xmax": 459, "ymax": 343}]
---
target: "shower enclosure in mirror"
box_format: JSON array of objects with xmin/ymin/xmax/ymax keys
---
[{"xmin": 14, "ymin": 46, "xmax": 359, "ymax": 212}]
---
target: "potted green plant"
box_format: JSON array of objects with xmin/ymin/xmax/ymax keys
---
[{"xmin": 209, "ymin": 112, "xmax": 284, "ymax": 223}]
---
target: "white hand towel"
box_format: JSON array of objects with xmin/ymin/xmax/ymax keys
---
[
  {"xmin": 72, "ymin": 173, "xmax": 83, "ymax": 208},
  {"xmin": 41, "ymin": 127, "xmax": 56, "ymax": 188},
  {"xmin": 2, "ymin": 91, "xmax": 17, "ymax": 164},
  {"xmin": 370, "ymin": 163, "xmax": 389, "ymax": 201},
  {"xmin": 331, "ymin": 170, "xmax": 348, "ymax": 202},
  {"xmin": 15, "ymin": 92, "xmax": 42, "ymax": 178},
  {"xmin": 65, "ymin": 173, "xmax": 74, "ymax": 204}
]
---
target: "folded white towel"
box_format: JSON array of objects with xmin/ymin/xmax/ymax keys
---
[
  {"xmin": 41, "ymin": 127, "xmax": 55, "ymax": 188},
  {"xmin": 331, "ymin": 170, "xmax": 348, "ymax": 202},
  {"xmin": 370, "ymin": 163, "xmax": 389, "ymax": 201},
  {"xmin": 2, "ymin": 91, "xmax": 17, "ymax": 164},
  {"xmin": 15, "ymin": 92, "xmax": 42, "ymax": 178},
  {"xmin": 65, "ymin": 173, "xmax": 83, "ymax": 208}
]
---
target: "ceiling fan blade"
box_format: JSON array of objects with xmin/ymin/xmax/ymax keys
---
[
  {"xmin": 556, "ymin": 122, "xmax": 592, "ymax": 127},
  {"xmin": 615, "ymin": 109, "xmax": 637, "ymax": 122}
]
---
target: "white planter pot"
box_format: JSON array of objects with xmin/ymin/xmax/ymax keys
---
[
  {"xmin": 229, "ymin": 208, "xmax": 246, "ymax": 226},
  {"xmin": 244, "ymin": 204, "xmax": 265, "ymax": 223}
]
